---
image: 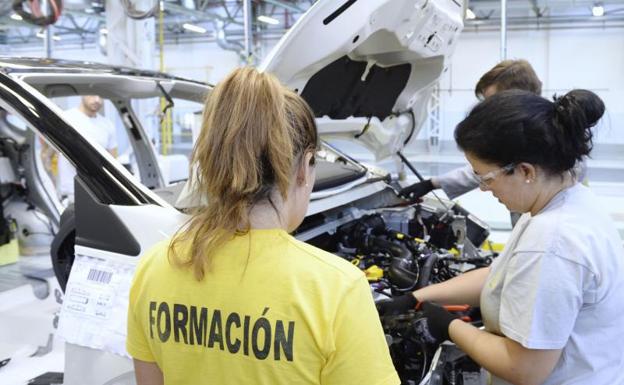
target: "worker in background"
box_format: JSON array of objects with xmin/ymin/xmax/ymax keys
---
[
  {"xmin": 380, "ymin": 89, "xmax": 624, "ymax": 384},
  {"xmin": 405, "ymin": 60, "xmax": 589, "ymax": 197},
  {"xmin": 126, "ymin": 68, "xmax": 400, "ymax": 385},
  {"xmin": 57, "ymin": 95, "xmax": 117, "ymax": 201}
]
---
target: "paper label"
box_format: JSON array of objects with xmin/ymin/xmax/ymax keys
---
[{"xmin": 58, "ymin": 254, "xmax": 136, "ymax": 357}]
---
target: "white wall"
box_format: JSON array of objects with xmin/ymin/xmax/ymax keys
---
[
  {"xmin": 159, "ymin": 41, "xmax": 241, "ymax": 84},
  {"xmin": 428, "ymin": 27, "xmax": 624, "ymax": 148}
]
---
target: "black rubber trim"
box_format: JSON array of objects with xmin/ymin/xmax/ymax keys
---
[
  {"xmin": 312, "ymin": 160, "xmax": 366, "ymax": 192},
  {"xmin": 323, "ymin": 0, "xmax": 358, "ymax": 25},
  {"xmin": 50, "ymin": 204, "xmax": 76, "ymax": 292},
  {"xmin": 74, "ymin": 178, "xmax": 141, "ymax": 256}
]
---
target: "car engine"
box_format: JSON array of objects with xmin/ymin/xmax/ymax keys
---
[{"xmin": 302, "ymin": 197, "xmax": 495, "ymax": 385}]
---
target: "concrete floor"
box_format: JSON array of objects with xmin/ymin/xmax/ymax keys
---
[{"xmin": 0, "ymin": 265, "xmax": 64, "ymax": 385}]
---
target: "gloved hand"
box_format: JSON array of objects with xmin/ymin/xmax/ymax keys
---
[
  {"xmin": 419, "ymin": 302, "xmax": 459, "ymax": 343},
  {"xmin": 399, "ymin": 179, "xmax": 435, "ymax": 199},
  {"xmin": 376, "ymin": 293, "xmax": 419, "ymax": 316}
]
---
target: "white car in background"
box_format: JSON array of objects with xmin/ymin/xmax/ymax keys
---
[{"xmin": 0, "ymin": 1, "xmax": 492, "ymax": 384}]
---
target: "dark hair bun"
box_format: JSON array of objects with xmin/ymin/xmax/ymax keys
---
[
  {"xmin": 552, "ymin": 89, "xmax": 604, "ymax": 163},
  {"xmin": 554, "ymin": 89, "xmax": 605, "ymax": 129}
]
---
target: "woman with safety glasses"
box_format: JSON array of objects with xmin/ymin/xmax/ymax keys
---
[{"xmin": 381, "ymin": 89, "xmax": 624, "ymax": 384}]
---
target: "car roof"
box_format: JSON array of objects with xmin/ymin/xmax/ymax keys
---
[{"xmin": 0, "ymin": 57, "xmax": 210, "ymax": 87}]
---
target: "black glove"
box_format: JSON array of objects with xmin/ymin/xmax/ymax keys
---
[
  {"xmin": 376, "ymin": 294, "xmax": 418, "ymax": 316},
  {"xmin": 419, "ymin": 302, "xmax": 459, "ymax": 343},
  {"xmin": 399, "ymin": 179, "xmax": 435, "ymax": 199}
]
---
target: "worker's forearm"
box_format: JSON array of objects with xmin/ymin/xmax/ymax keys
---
[
  {"xmin": 413, "ymin": 267, "xmax": 489, "ymax": 307},
  {"xmin": 449, "ymin": 320, "xmax": 560, "ymax": 385}
]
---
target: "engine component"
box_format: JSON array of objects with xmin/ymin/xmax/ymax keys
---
[{"xmin": 316, "ymin": 211, "xmax": 493, "ymax": 384}]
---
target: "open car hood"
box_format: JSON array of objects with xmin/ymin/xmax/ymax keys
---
[{"xmin": 261, "ymin": 0, "xmax": 465, "ymax": 160}]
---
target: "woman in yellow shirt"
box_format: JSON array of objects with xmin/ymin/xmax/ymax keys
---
[{"xmin": 126, "ymin": 67, "xmax": 400, "ymax": 385}]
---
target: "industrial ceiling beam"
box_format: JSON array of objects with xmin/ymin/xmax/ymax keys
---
[
  {"xmin": 262, "ymin": 0, "xmax": 304, "ymax": 13},
  {"xmin": 528, "ymin": 0, "xmax": 544, "ymax": 17},
  {"xmin": 163, "ymin": 2, "xmax": 242, "ymax": 25}
]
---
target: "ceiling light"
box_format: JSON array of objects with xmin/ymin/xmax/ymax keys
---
[
  {"xmin": 465, "ymin": 8, "xmax": 476, "ymax": 20},
  {"xmin": 36, "ymin": 32, "xmax": 61, "ymax": 41},
  {"xmin": 10, "ymin": 13, "xmax": 23, "ymax": 21},
  {"xmin": 592, "ymin": 4, "xmax": 604, "ymax": 17},
  {"xmin": 257, "ymin": 15, "xmax": 279, "ymax": 25},
  {"xmin": 182, "ymin": 23, "xmax": 207, "ymax": 34}
]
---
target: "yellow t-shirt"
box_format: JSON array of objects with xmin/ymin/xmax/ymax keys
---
[{"xmin": 127, "ymin": 228, "xmax": 400, "ymax": 385}]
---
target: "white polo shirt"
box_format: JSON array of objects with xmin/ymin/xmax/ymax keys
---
[{"xmin": 57, "ymin": 108, "xmax": 117, "ymax": 197}]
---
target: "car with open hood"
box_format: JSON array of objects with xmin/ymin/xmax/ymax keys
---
[{"xmin": 0, "ymin": 1, "xmax": 492, "ymax": 384}]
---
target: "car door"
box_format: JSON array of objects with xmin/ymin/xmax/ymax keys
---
[{"xmin": 0, "ymin": 70, "xmax": 187, "ymax": 384}]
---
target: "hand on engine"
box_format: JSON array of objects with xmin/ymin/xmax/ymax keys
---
[
  {"xmin": 376, "ymin": 293, "xmax": 419, "ymax": 316},
  {"xmin": 419, "ymin": 302, "xmax": 460, "ymax": 343}
]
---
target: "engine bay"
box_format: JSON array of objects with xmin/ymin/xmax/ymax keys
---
[{"xmin": 301, "ymin": 197, "xmax": 495, "ymax": 385}]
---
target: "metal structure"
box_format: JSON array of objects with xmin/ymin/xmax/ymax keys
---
[
  {"xmin": 426, "ymin": 83, "xmax": 441, "ymax": 155},
  {"xmin": 501, "ymin": 0, "xmax": 507, "ymax": 60},
  {"xmin": 467, "ymin": 0, "xmax": 624, "ymax": 30},
  {"xmin": 3, "ymin": 0, "xmax": 624, "ymax": 54},
  {"xmin": 1, "ymin": 0, "xmax": 315, "ymax": 53}
]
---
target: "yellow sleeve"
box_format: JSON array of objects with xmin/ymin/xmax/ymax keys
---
[
  {"xmin": 126, "ymin": 268, "xmax": 156, "ymax": 362},
  {"xmin": 320, "ymin": 275, "xmax": 400, "ymax": 385}
]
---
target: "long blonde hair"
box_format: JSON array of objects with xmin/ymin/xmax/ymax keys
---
[{"xmin": 168, "ymin": 67, "xmax": 318, "ymax": 280}]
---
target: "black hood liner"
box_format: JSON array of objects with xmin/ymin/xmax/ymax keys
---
[{"xmin": 300, "ymin": 55, "xmax": 411, "ymax": 120}]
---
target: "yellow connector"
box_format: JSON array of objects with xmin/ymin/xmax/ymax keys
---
[{"xmin": 365, "ymin": 265, "xmax": 384, "ymax": 281}]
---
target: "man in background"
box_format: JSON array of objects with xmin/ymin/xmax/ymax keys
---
[
  {"xmin": 405, "ymin": 59, "xmax": 543, "ymax": 200},
  {"xmin": 57, "ymin": 95, "xmax": 117, "ymax": 201}
]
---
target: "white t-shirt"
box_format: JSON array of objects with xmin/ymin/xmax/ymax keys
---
[
  {"xmin": 57, "ymin": 108, "xmax": 117, "ymax": 197},
  {"xmin": 480, "ymin": 183, "xmax": 624, "ymax": 385}
]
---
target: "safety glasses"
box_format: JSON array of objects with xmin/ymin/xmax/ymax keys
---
[{"xmin": 473, "ymin": 163, "xmax": 516, "ymax": 186}]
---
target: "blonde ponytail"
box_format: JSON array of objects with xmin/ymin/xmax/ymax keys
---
[{"xmin": 168, "ymin": 67, "xmax": 318, "ymax": 280}]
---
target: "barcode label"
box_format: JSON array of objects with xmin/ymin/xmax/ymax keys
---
[{"xmin": 87, "ymin": 269, "xmax": 113, "ymax": 284}]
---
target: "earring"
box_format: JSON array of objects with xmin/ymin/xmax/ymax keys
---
[{"xmin": 525, "ymin": 179, "xmax": 531, "ymax": 184}]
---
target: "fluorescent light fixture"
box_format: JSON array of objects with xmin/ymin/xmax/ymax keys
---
[
  {"xmin": 182, "ymin": 23, "xmax": 207, "ymax": 34},
  {"xmin": 257, "ymin": 15, "xmax": 279, "ymax": 25},
  {"xmin": 592, "ymin": 4, "xmax": 604, "ymax": 17},
  {"xmin": 466, "ymin": 8, "xmax": 476, "ymax": 20},
  {"xmin": 84, "ymin": 8, "xmax": 95, "ymax": 14},
  {"xmin": 10, "ymin": 13, "xmax": 23, "ymax": 21},
  {"xmin": 100, "ymin": 28, "xmax": 108, "ymax": 34},
  {"xmin": 36, "ymin": 32, "xmax": 61, "ymax": 41}
]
